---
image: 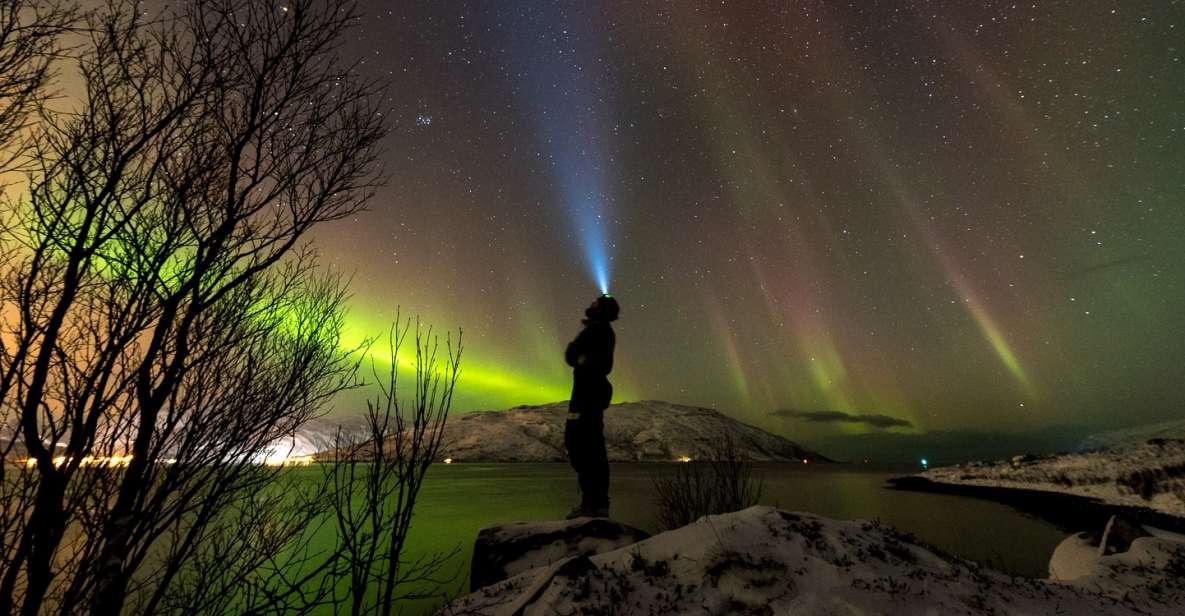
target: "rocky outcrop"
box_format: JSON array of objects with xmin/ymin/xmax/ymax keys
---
[
  {"xmin": 436, "ymin": 400, "xmax": 826, "ymax": 463},
  {"xmin": 447, "ymin": 506, "xmax": 1185, "ymax": 615},
  {"xmin": 470, "ymin": 517, "xmax": 649, "ymax": 591},
  {"xmin": 1049, "ymin": 513, "xmax": 1159, "ymax": 581},
  {"xmin": 1098, "ymin": 514, "xmax": 1154, "ymax": 555}
]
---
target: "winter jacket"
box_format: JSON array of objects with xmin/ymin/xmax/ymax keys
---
[{"xmin": 565, "ymin": 320, "xmax": 615, "ymax": 410}]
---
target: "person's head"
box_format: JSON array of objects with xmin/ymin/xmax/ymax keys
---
[{"xmin": 585, "ymin": 294, "xmax": 620, "ymax": 322}]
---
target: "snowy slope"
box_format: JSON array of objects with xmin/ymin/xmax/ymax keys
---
[
  {"xmin": 444, "ymin": 506, "xmax": 1185, "ymax": 615},
  {"xmin": 1080, "ymin": 419, "xmax": 1185, "ymax": 451},
  {"xmin": 434, "ymin": 400, "xmax": 825, "ymax": 463},
  {"xmin": 922, "ymin": 438, "xmax": 1185, "ymax": 517}
]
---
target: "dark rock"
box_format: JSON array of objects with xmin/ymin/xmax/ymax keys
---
[
  {"xmin": 1098, "ymin": 513, "xmax": 1152, "ymax": 556},
  {"xmin": 1010, "ymin": 454, "xmax": 1037, "ymax": 467},
  {"xmin": 470, "ymin": 517, "xmax": 649, "ymax": 591}
]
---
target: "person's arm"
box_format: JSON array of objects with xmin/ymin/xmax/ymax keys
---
[{"xmin": 565, "ymin": 329, "xmax": 588, "ymax": 367}]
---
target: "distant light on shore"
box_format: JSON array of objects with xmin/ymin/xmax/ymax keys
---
[
  {"xmin": 678, "ymin": 455, "xmax": 692, "ymax": 463},
  {"xmin": 443, "ymin": 457, "xmax": 453, "ymax": 464},
  {"xmin": 264, "ymin": 455, "xmax": 314, "ymax": 467},
  {"xmin": 17, "ymin": 453, "xmax": 319, "ymax": 468},
  {"xmin": 25, "ymin": 455, "xmax": 134, "ymax": 469}
]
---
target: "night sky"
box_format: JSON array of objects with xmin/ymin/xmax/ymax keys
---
[{"xmin": 315, "ymin": 1, "xmax": 1185, "ymax": 446}]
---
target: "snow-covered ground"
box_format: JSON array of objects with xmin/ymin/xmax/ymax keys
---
[
  {"xmin": 921, "ymin": 438, "xmax": 1185, "ymax": 518},
  {"xmin": 443, "ymin": 506, "xmax": 1185, "ymax": 615}
]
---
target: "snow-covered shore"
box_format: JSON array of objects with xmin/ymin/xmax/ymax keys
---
[
  {"xmin": 920, "ymin": 438, "xmax": 1185, "ymax": 518},
  {"xmin": 442, "ymin": 506, "xmax": 1185, "ymax": 615}
]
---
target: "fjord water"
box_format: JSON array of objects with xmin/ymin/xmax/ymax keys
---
[{"xmin": 400, "ymin": 462, "xmax": 1066, "ymax": 611}]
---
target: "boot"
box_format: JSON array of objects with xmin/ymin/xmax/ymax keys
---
[{"xmin": 565, "ymin": 505, "xmax": 609, "ymax": 519}]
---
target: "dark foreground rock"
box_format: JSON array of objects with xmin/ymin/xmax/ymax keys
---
[{"xmin": 470, "ymin": 517, "xmax": 649, "ymax": 591}]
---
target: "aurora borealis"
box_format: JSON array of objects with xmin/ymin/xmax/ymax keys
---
[{"xmin": 317, "ymin": 1, "xmax": 1185, "ymax": 445}]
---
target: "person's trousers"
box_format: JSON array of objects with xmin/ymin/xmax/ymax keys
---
[{"xmin": 564, "ymin": 407, "xmax": 609, "ymax": 510}]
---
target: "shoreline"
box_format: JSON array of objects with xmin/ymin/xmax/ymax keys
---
[{"xmin": 888, "ymin": 475, "xmax": 1185, "ymax": 535}]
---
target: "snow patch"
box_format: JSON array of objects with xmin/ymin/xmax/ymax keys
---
[{"xmin": 922, "ymin": 438, "xmax": 1185, "ymax": 517}]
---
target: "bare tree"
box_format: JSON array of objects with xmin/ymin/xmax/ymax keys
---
[
  {"xmin": 0, "ymin": 1, "xmax": 387, "ymax": 614},
  {"xmin": 325, "ymin": 316, "xmax": 463, "ymax": 616},
  {"xmin": 652, "ymin": 434, "xmax": 765, "ymax": 531},
  {"xmin": 0, "ymin": 0, "xmax": 76, "ymax": 172}
]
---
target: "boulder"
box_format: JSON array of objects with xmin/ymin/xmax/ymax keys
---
[
  {"xmin": 1049, "ymin": 532, "xmax": 1099, "ymax": 581},
  {"xmin": 1049, "ymin": 514, "xmax": 1155, "ymax": 581},
  {"xmin": 1011, "ymin": 454, "xmax": 1037, "ymax": 467},
  {"xmin": 1099, "ymin": 513, "xmax": 1152, "ymax": 555},
  {"xmin": 469, "ymin": 517, "xmax": 649, "ymax": 591}
]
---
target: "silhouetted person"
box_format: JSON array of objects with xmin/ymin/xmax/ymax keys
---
[{"xmin": 564, "ymin": 294, "xmax": 618, "ymax": 519}]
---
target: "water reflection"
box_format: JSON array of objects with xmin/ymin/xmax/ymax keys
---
[{"xmin": 410, "ymin": 463, "xmax": 1064, "ymax": 580}]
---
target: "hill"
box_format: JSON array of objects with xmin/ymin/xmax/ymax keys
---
[
  {"xmin": 436, "ymin": 400, "xmax": 827, "ymax": 463},
  {"xmin": 1079, "ymin": 418, "xmax": 1185, "ymax": 451}
]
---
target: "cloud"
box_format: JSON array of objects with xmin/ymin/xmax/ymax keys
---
[
  {"xmin": 1066, "ymin": 253, "xmax": 1151, "ymax": 278},
  {"xmin": 772, "ymin": 409, "xmax": 912, "ymax": 429}
]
